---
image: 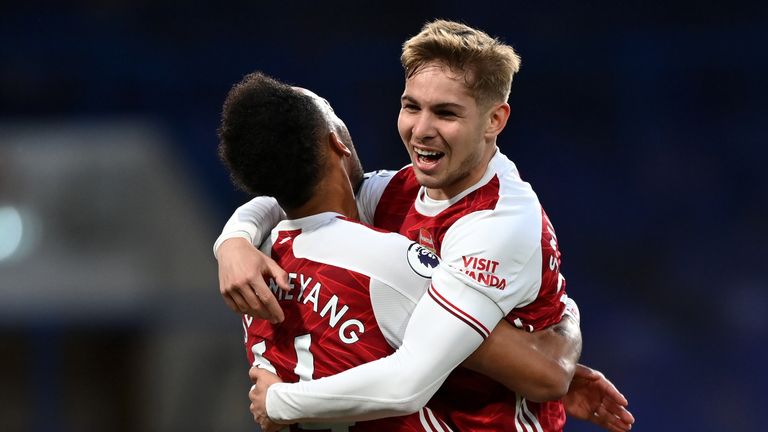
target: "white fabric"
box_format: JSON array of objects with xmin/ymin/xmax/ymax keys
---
[
  {"xmin": 561, "ymin": 294, "xmax": 580, "ymax": 325},
  {"xmin": 355, "ymin": 170, "xmax": 396, "ymax": 225},
  {"xmin": 266, "ymin": 285, "xmax": 485, "ymax": 423},
  {"xmin": 259, "ymin": 213, "xmax": 486, "ymax": 422},
  {"xmin": 213, "ymin": 197, "xmax": 285, "ymax": 257},
  {"xmin": 213, "ymin": 171, "xmax": 393, "ymax": 256},
  {"xmin": 274, "ymin": 212, "xmax": 433, "ymax": 348},
  {"xmin": 216, "ymin": 153, "xmax": 571, "ymax": 423},
  {"xmin": 415, "ymin": 151, "xmax": 545, "ymax": 331}
]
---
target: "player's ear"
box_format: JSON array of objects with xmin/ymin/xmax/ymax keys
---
[
  {"xmin": 484, "ymin": 102, "xmax": 510, "ymax": 139},
  {"xmin": 329, "ymin": 131, "xmax": 352, "ymax": 157}
]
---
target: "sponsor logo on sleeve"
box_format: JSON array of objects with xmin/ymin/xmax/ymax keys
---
[
  {"xmin": 407, "ymin": 242, "xmax": 440, "ymax": 278},
  {"xmin": 460, "ymin": 255, "xmax": 507, "ymax": 289}
]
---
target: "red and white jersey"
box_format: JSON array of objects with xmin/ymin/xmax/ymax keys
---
[
  {"xmin": 218, "ymin": 151, "xmax": 572, "ymax": 432},
  {"xmin": 244, "ymin": 212, "xmax": 452, "ymax": 432},
  {"xmin": 358, "ymin": 150, "xmax": 569, "ymax": 431}
]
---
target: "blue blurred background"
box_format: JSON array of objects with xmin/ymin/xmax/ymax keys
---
[{"xmin": 1, "ymin": 1, "xmax": 765, "ymax": 431}]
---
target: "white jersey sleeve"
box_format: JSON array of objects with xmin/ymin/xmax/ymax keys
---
[
  {"xmin": 431, "ymin": 201, "xmax": 544, "ymax": 334},
  {"xmin": 212, "ymin": 196, "xmax": 285, "ymax": 258},
  {"xmin": 214, "ymin": 170, "xmax": 395, "ymax": 257},
  {"xmin": 260, "ymin": 215, "xmax": 484, "ymax": 422},
  {"xmin": 356, "ymin": 170, "xmax": 396, "ymax": 225},
  {"xmin": 265, "ymin": 286, "xmax": 485, "ymax": 422}
]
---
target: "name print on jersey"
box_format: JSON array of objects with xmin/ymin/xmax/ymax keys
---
[
  {"xmin": 542, "ymin": 211, "xmax": 566, "ymax": 293},
  {"xmin": 459, "ymin": 256, "xmax": 507, "ymax": 289},
  {"xmin": 268, "ymin": 273, "xmax": 365, "ymax": 344}
]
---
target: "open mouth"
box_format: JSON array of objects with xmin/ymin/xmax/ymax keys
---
[{"xmin": 414, "ymin": 147, "xmax": 445, "ymax": 164}]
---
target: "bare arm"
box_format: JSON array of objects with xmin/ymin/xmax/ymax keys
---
[
  {"xmin": 462, "ymin": 315, "xmax": 635, "ymax": 431},
  {"xmin": 463, "ymin": 315, "xmax": 581, "ymax": 402}
]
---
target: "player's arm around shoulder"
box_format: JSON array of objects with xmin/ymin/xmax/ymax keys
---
[
  {"xmin": 214, "ymin": 196, "xmax": 286, "ymax": 254},
  {"xmin": 355, "ymin": 170, "xmax": 396, "ymax": 225},
  {"xmin": 463, "ymin": 313, "xmax": 581, "ymax": 402},
  {"xmin": 263, "ymin": 276, "xmax": 489, "ymax": 423}
]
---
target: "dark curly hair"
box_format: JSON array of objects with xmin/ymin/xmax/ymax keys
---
[{"xmin": 218, "ymin": 72, "xmax": 326, "ymax": 210}]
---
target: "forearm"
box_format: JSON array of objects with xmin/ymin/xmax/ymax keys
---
[
  {"xmin": 213, "ymin": 196, "xmax": 285, "ymax": 257},
  {"xmin": 266, "ymin": 295, "xmax": 486, "ymax": 423},
  {"xmin": 463, "ymin": 315, "xmax": 582, "ymax": 402}
]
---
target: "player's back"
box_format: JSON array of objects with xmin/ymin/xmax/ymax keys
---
[{"xmin": 243, "ymin": 212, "xmax": 450, "ymax": 432}]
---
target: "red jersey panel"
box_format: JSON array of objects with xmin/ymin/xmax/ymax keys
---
[
  {"xmin": 244, "ymin": 227, "xmax": 449, "ymax": 432},
  {"xmin": 373, "ymin": 159, "xmax": 567, "ymax": 432}
]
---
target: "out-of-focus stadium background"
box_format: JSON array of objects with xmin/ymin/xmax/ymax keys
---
[{"xmin": 1, "ymin": 2, "xmax": 765, "ymax": 431}]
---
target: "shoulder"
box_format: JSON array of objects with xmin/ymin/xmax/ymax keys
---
[
  {"xmin": 437, "ymin": 155, "xmax": 545, "ymax": 281},
  {"xmin": 443, "ymin": 169, "xmax": 543, "ymax": 261},
  {"xmin": 380, "ymin": 165, "xmax": 420, "ymax": 193},
  {"xmin": 294, "ymin": 217, "xmax": 437, "ymax": 297},
  {"xmin": 442, "ymin": 204, "xmax": 542, "ymax": 269},
  {"xmin": 358, "ymin": 170, "xmax": 396, "ymax": 194},
  {"xmin": 357, "ymin": 167, "xmax": 413, "ymax": 197},
  {"xmin": 356, "ymin": 169, "xmax": 398, "ymax": 225}
]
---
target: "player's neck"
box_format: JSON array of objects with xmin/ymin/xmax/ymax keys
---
[{"xmin": 285, "ymin": 169, "xmax": 359, "ymax": 221}]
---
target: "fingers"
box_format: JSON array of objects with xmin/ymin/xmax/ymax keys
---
[
  {"xmin": 266, "ymin": 257, "xmax": 291, "ymax": 292},
  {"xmin": 596, "ymin": 377, "xmax": 628, "ymax": 407},
  {"xmin": 221, "ymin": 294, "xmax": 241, "ymax": 314},
  {"xmin": 259, "ymin": 293, "xmax": 285, "ymax": 324},
  {"xmin": 228, "ymin": 291, "xmax": 251, "ymax": 314},
  {"xmin": 220, "ymin": 272, "xmax": 254, "ymax": 315},
  {"xmin": 594, "ymin": 401, "xmax": 634, "ymax": 432},
  {"xmin": 606, "ymin": 388, "xmax": 628, "ymax": 407},
  {"xmin": 604, "ymin": 415, "xmax": 633, "ymax": 432},
  {"xmin": 609, "ymin": 404, "xmax": 635, "ymax": 426},
  {"xmin": 249, "ymin": 366, "xmax": 266, "ymax": 382},
  {"xmin": 218, "ymin": 238, "xmax": 288, "ymax": 321},
  {"xmin": 603, "ymin": 395, "xmax": 631, "ymax": 416},
  {"xmin": 573, "ymin": 363, "xmax": 600, "ymax": 380},
  {"xmin": 223, "ymin": 277, "xmax": 285, "ymax": 323},
  {"xmin": 249, "ymin": 279, "xmax": 285, "ymax": 324},
  {"xmin": 594, "ymin": 413, "xmax": 626, "ymax": 432},
  {"xmin": 600, "ymin": 393, "xmax": 635, "ymax": 425},
  {"xmin": 248, "ymin": 372, "xmax": 275, "ymax": 431}
]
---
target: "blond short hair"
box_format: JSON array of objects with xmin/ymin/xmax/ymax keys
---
[{"xmin": 401, "ymin": 19, "xmax": 521, "ymax": 106}]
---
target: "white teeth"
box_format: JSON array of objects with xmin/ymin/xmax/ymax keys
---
[{"xmin": 414, "ymin": 148, "xmax": 442, "ymax": 156}]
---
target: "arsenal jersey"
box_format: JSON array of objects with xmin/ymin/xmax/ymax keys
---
[
  {"xmin": 360, "ymin": 150, "xmax": 569, "ymax": 432},
  {"xmin": 243, "ymin": 212, "xmax": 451, "ymax": 432}
]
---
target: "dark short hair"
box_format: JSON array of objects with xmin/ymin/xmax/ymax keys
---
[{"xmin": 218, "ymin": 72, "xmax": 325, "ymax": 210}]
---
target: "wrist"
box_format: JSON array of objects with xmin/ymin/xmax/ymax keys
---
[{"xmin": 215, "ymin": 234, "xmax": 254, "ymax": 259}]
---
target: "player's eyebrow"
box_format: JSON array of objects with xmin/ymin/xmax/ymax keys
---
[{"xmin": 400, "ymin": 95, "xmax": 465, "ymax": 111}]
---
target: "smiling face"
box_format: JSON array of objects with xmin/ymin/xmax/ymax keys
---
[{"xmin": 398, "ymin": 62, "xmax": 505, "ymax": 200}]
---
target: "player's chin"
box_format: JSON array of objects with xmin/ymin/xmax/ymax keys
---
[{"xmin": 412, "ymin": 170, "xmax": 443, "ymax": 189}]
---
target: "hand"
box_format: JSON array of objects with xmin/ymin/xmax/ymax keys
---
[
  {"xmin": 249, "ymin": 366, "xmax": 288, "ymax": 432},
  {"xmin": 563, "ymin": 364, "xmax": 635, "ymax": 432},
  {"xmin": 217, "ymin": 238, "xmax": 290, "ymax": 323}
]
